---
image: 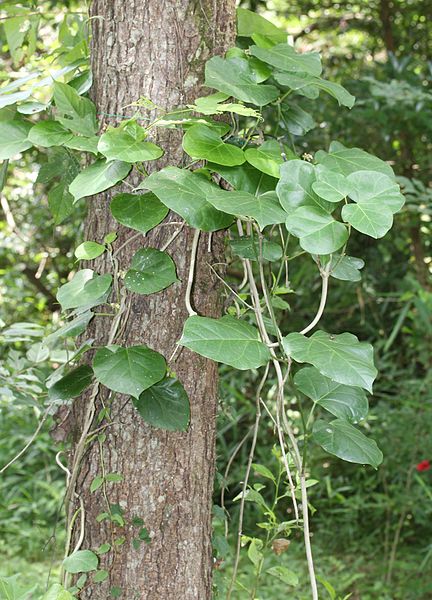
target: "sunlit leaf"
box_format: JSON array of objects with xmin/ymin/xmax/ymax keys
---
[
  {"xmin": 183, "ymin": 124, "xmax": 245, "ymax": 166},
  {"xmin": 285, "ymin": 206, "xmax": 348, "ymax": 254}
]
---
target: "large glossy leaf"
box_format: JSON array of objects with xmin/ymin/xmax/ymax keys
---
[
  {"xmin": 69, "ymin": 160, "xmax": 131, "ymax": 201},
  {"xmin": 313, "ymin": 419, "xmax": 383, "ymax": 468},
  {"xmin": 93, "ymin": 345, "xmax": 166, "ymax": 399},
  {"xmin": 281, "ymin": 104, "xmax": 315, "ymax": 136},
  {"xmin": 341, "ymin": 202, "xmax": 394, "ymax": 239},
  {"xmin": 347, "ymin": 170, "xmax": 405, "ymax": 213},
  {"xmin": 237, "ymin": 8, "xmax": 287, "ymax": 44},
  {"xmin": 328, "ymin": 255, "xmax": 364, "ymax": 282},
  {"xmin": 48, "ymin": 365, "xmax": 94, "ymax": 401},
  {"xmin": 133, "ymin": 377, "xmax": 190, "ymax": 431},
  {"xmin": 62, "ymin": 550, "xmax": 98, "ymax": 574},
  {"xmin": 208, "ymin": 163, "xmax": 277, "ymax": 196},
  {"xmin": 28, "ymin": 121, "xmax": 73, "ymax": 147},
  {"xmin": 110, "ymin": 192, "xmax": 168, "ymax": 233},
  {"xmin": 205, "ymin": 56, "xmax": 279, "ymax": 106},
  {"xmin": 276, "ymin": 160, "xmax": 332, "ymax": 214},
  {"xmin": 206, "ymin": 189, "xmax": 286, "ymax": 230},
  {"xmin": 124, "ymin": 248, "xmax": 178, "ymax": 295},
  {"xmin": 285, "ymin": 206, "xmax": 348, "ymax": 254},
  {"xmin": 56, "ymin": 270, "xmax": 112, "ymax": 311},
  {"xmin": 179, "ymin": 315, "xmax": 271, "ymax": 370},
  {"xmin": 182, "ymin": 124, "xmax": 245, "ymax": 166},
  {"xmin": 315, "ymin": 142, "xmax": 395, "ymax": 178},
  {"xmin": 282, "ymin": 330, "xmax": 377, "ymax": 392},
  {"xmin": 312, "ymin": 165, "xmax": 353, "ymax": 203},
  {"xmin": 245, "ymin": 140, "xmax": 295, "ymax": 178},
  {"xmin": 98, "ymin": 127, "xmax": 163, "ymax": 163},
  {"xmin": 143, "ymin": 167, "xmax": 233, "ymax": 231},
  {"xmin": 250, "ymin": 44, "xmax": 322, "ymax": 77},
  {"xmin": 275, "ymin": 72, "xmax": 355, "ymax": 108},
  {"xmin": 53, "ymin": 82, "xmax": 97, "ymax": 136},
  {"xmin": 294, "ymin": 366, "xmax": 368, "ymax": 423},
  {"xmin": 0, "ymin": 120, "xmax": 32, "ymax": 159}
]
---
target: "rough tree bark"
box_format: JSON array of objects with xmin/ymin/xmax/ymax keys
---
[{"xmin": 68, "ymin": 2, "xmax": 236, "ymax": 598}]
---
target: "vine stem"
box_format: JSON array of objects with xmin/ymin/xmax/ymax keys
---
[
  {"xmin": 226, "ymin": 363, "xmax": 269, "ymax": 600},
  {"xmin": 300, "ymin": 265, "xmax": 331, "ymax": 335},
  {"xmin": 185, "ymin": 228, "xmax": 200, "ymax": 316},
  {"xmin": 0, "ymin": 403, "xmax": 54, "ymax": 473}
]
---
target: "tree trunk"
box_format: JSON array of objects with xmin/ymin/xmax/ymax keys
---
[{"xmin": 68, "ymin": 2, "xmax": 236, "ymax": 598}]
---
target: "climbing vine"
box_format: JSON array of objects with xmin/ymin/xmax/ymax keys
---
[{"xmin": 0, "ymin": 6, "xmax": 405, "ymax": 600}]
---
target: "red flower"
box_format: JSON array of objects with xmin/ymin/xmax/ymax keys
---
[{"xmin": 416, "ymin": 460, "xmax": 431, "ymax": 472}]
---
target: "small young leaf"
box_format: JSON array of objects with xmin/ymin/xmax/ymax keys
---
[
  {"xmin": 96, "ymin": 543, "xmax": 111, "ymax": 555},
  {"xmin": 75, "ymin": 241, "xmax": 106, "ymax": 260},
  {"xmin": 90, "ymin": 476, "xmax": 104, "ymax": 493},
  {"xmin": 93, "ymin": 570, "xmax": 109, "ymax": 583}
]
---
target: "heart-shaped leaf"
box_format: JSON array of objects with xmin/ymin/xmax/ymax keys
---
[
  {"xmin": 276, "ymin": 160, "xmax": 333, "ymax": 214},
  {"xmin": 98, "ymin": 127, "xmax": 163, "ymax": 163},
  {"xmin": 48, "ymin": 365, "xmax": 94, "ymax": 401},
  {"xmin": 347, "ymin": 170, "xmax": 405, "ymax": 212},
  {"xmin": 294, "ymin": 366, "xmax": 368, "ymax": 423},
  {"xmin": 180, "ymin": 315, "xmax": 271, "ymax": 370},
  {"xmin": 74, "ymin": 241, "xmax": 105, "ymax": 260},
  {"xmin": 28, "ymin": 121, "xmax": 73, "ymax": 147},
  {"xmin": 205, "ymin": 56, "xmax": 279, "ymax": 106},
  {"xmin": 283, "ymin": 330, "xmax": 377, "ymax": 392},
  {"xmin": 133, "ymin": 377, "xmax": 190, "ymax": 431},
  {"xmin": 93, "ymin": 345, "xmax": 166, "ymax": 399},
  {"xmin": 56, "ymin": 270, "xmax": 112, "ymax": 311},
  {"xmin": 62, "ymin": 550, "xmax": 98, "ymax": 574},
  {"xmin": 315, "ymin": 141, "xmax": 395, "ymax": 178},
  {"xmin": 206, "ymin": 189, "xmax": 287, "ymax": 230},
  {"xmin": 143, "ymin": 167, "xmax": 233, "ymax": 231},
  {"xmin": 70, "ymin": 160, "xmax": 131, "ymax": 201},
  {"xmin": 124, "ymin": 248, "xmax": 177, "ymax": 295},
  {"xmin": 285, "ymin": 206, "xmax": 348, "ymax": 254},
  {"xmin": 245, "ymin": 140, "xmax": 296, "ymax": 178},
  {"xmin": 110, "ymin": 192, "xmax": 168, "ymax": 234},
  {"xmin": 53, "ymin": 82, "xmax": 97, "ymax": 136},
  {"xmin": 313, "ymin": 419, "xmax": 383, "ymax": 468},
  {"xmin": 183, "ymin": 124, "xmax": 245, "ymax": 166},
  {"xmin": 250, "ymin": 44, "xmax": 322, "ymax": 76}
]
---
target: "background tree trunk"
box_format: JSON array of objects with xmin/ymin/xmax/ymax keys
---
[{"xmin": 69, "ymin": 2, "xmax": 236, "ymax": 598}]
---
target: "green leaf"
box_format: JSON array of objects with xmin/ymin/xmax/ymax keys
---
[
  {"xmin": 93, "ymin": 570, "xmax": 109, "ymax": 583},
  {"xmin": 312, "ymin": 165, "xmax": 353, "ymax": 203},
  {"xmin": 69, "ymin": 160, "xmax": 132, "ymax": 201},
  {"xmin": 44, "ymin": 312, "xmax": 93, "ymax": 346},
  {"xmin": 56, "ymin": 270, "xmax": 112, "ymax": 311},
  {"xmin": 191, "ymin": 93, "xmax": 261, "ymax": 118},
  {"xmin": 98, "ymin": 128, "xmax": 163, "ymax": 163},
  {"xmin": 250, "ymin": 44, "xmax": 322, "ymax": 77},
  {"xmin": 105, "ymin": 472, "xmax": 123, "ymax": 482},
  {"xmin": 294, "ymin": 366, "xmax": 368, "ymax": 423},
  {"xmin": 275, "ymin": 72, "xmax": 355, "ymax": 108},
  {"xmin": 252, "ymin": 463, "xmax": 276, "ymax": 482},
  {"xmin": 267, "ymin": 566, "xmax": 299, "ymax": 586},
  {"xmin": 90, "ymin": 476, "xmax": 104, "ymax": 493},
  {"xmin": 341, "ymin": 170, "xmax": 405, "ymax": 238},
  {"xmin": 64, "ymin": 136, "xmax": 100, "ymax": 154},
  {"xmin": 62, "ymin": 550, "xmax": 98, "ymax": 574},
  {"xmin": 143, "ymin": 167, "xmax": 233, "ymax": 232},
  {"xmin": 245, "ymin": 140, "xmax": 295, "ymax": 178},
  {"xmin": 179, "ymin": 315, "xmax": 271, "ymax": 370},
  {"xmin": 48, "ymin": 365, "xmax": 93, "ymax": 401},
  {"xmin": 282, "ymin": 331, "xmax": 377, "ymax": 392},
  {"xmin": 208, "ymin": 163, "xmax": 276, "ymax": 196},
  {"xmin": 313, "ymin": 419, "xmax": 383, "ymax": 468},
  {"xmin": 237, "ymin": 8, "xmax": 287, "ymax": 44},
  {"xmin": 285, "ymin": 206, "xmax": 348, "ymax": 254},
  {"xmin": 230, "ymin": 237, "xmax": 282, "ymax": 262},
  {"xmin": 206, "ymin": 189, "xmax": 286, "ymax": 231},
  {"xmin": 133, "ymin": 377, "xmax": 190, "ymax": 431},
  {"xmin": 205, "ymin": 56, "xmax": 279, "ymax": 106},
  {"xmin": 27, "ymin": 342, "xmax": 49, "ymax": 363},
  {"xmin": 28, "ymin": 121, "xmax": 74, "ymax": 147},
  {"xmin": 182, "ymin": 124, "xmax": 245, "ymax": 166},
  {"xmin": 111, "ymin": 192, "xmax": 168, "ymax": 234},
  {"xmin": 75, "ymin": 241, "xmax": 106, "ymax": 260},
  {"xmin": 0, "ymin": 120, "xmax": 32, "ymax": 159},
  {"xmin": 48, "ymin": 182, "xmax": 75, "ymax": 225},
  {"xmin": 41, "ymin": 583, "xmax": 75, "ymax": 600},
  {"xmin": 276, "ymin": 160, "xmax": 333, "ymax": 214},
  {"xmin": 315, "ymin": 142, "xmax": 395, "ymax": 178},
  {"xmin": 328, "ymin": 255, "xmax": 364, "ymax": 282},
  {"xmin": 96, "ymin": 543, "xmax": 111, "ymax": 555},
  {"xmin": 247, "ymin": 538, "xmax": 264, "ymax": 567},
  {"xmin": 93, "ymin": 345, "xmax": 166, "ymax": 399},
  {"xmin": 53, "ymin": 82, "xmax": 97, "ymax": 136},
  {"xmin": 281, "ymin": 104, "xmax": 315, "ymax": 136},
  {"xmin": 124, "ymin": 248, "xmax": 178, "ymax": 295}
]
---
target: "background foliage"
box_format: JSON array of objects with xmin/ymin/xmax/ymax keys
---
[{"xmin": 0, "ymin": 1, "xmax": 430, "ymax": 598}]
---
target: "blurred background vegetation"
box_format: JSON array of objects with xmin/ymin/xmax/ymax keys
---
[{"xmin": 0, "ymin": 1, "xmax": 431, "ymax": 598}]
